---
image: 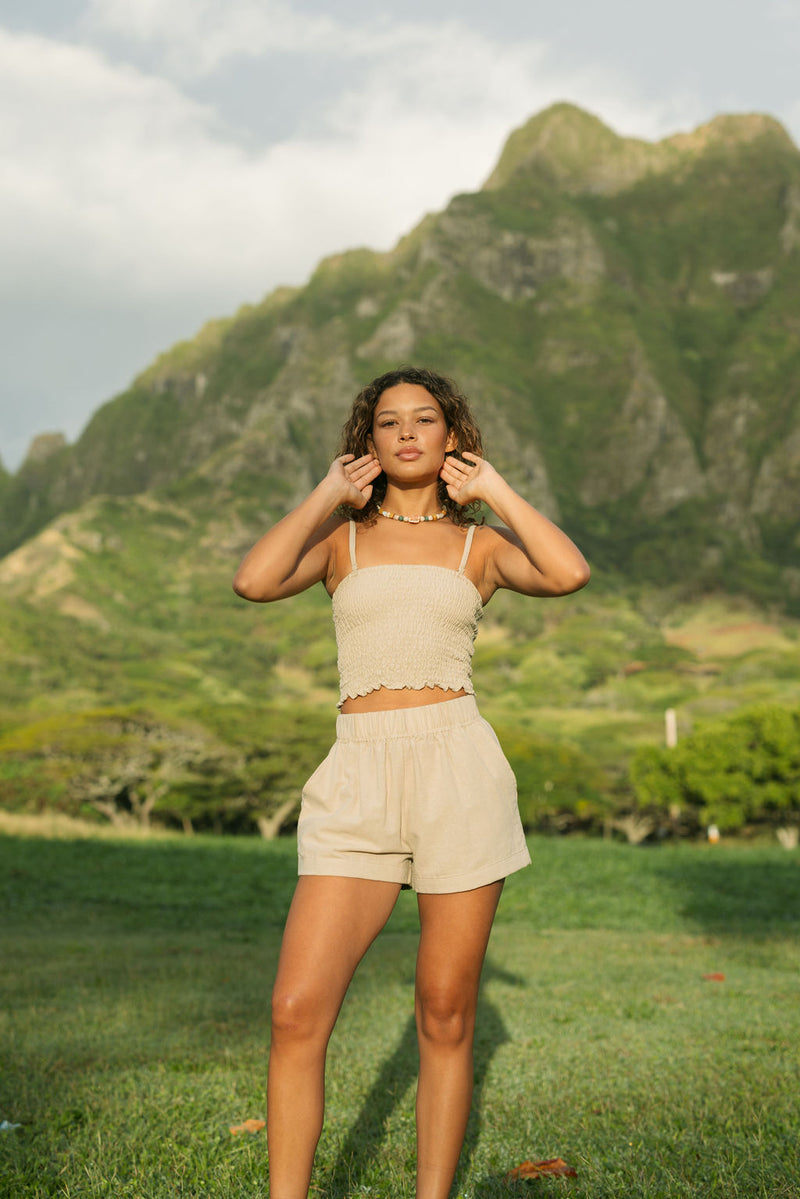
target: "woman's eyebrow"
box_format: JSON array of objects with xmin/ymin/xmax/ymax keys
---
[{"xmin": 376, "ymin": 406, "xmax": 439, "ymax": 416}]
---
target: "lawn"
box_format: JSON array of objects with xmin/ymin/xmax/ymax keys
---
[{"xmin": 1, "ymin": 829, "xmax": 798, "ymax": 1198}]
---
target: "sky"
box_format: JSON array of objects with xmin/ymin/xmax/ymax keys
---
[{"xmin": 1, "ymin": 0, "xmax": 799, "ymax": 471}]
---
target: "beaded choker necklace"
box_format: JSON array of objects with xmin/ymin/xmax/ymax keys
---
[{"xmin": 378, "ymin": 506, "xmax": 447, "ymax": 524}]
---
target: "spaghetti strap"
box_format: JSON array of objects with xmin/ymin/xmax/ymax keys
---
[
  {"xmin": 457, "ymin": 524, "xmax": 476, "ymax": 574},
  {"xmin": 348, "ymin": 520, "xmax": 358, "ymax": 571}
]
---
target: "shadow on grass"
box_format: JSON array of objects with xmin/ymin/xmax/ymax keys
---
[
  {"xmin": 323, "ymin": 960, "xmax": 524, "ymax": 1198},
  {"xmin": 653, "ymin": 848, "xmax": 800, "ymax": 937},
  {"xmin": 455, "ymin": 962, "xmax": 524, "ymax": 1194}
]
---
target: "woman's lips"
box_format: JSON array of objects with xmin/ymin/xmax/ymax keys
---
[{"xmin": 396, "ymin": 449, "xmax": 422, "ymax": 459}]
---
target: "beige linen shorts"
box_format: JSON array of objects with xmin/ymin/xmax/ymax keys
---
[{"xmin": 297, "ymin": 695, "xmax": 531, "ymax": 894}]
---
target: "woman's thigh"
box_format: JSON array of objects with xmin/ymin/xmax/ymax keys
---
[
  {"xmin": 415, "ymin": 881, "xmax": 504, "ymax": 1019},
  {"xmin": 272, "ymin": 875, "xmax": 402, "ymax": 1036}
]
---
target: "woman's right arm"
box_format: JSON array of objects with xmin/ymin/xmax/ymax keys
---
[{"xmin": 232, "ymin": 453, "xmax": 381, "ymax": 602}]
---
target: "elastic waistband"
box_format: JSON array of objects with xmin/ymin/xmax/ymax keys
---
[{"xmin": 335, "ymin": 695, "xmax": 480, "ymax": 742}]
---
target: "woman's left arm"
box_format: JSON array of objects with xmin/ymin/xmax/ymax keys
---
[{"xmin": 440, "ymin": 453, "xmax": 591, "ymax": 598}]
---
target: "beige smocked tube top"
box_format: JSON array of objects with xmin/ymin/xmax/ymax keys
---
[{"xmin": 332, "ymin": 521, "xmax": 483, "ymax": 708}]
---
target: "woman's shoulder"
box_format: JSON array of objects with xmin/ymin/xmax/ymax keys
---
[
  {"xmin": 467, "ymin": 522, "xmax": 507, "ymax": 552},
  {"xmin": 470, "ymin": 522, "xmax": 533, "ymax": 572},
  {"xmin": 474, "ymin": 522, "xmax": 520, "ymax": 546}
]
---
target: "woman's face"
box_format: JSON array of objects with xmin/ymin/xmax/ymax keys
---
[{"xmin": 369, "ymin": 383, "xmax": 456, "ymax": 478}]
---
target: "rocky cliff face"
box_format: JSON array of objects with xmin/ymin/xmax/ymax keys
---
[{"xmin": 2, "ymin": 103, "xmax": 799, "ymax": 597}]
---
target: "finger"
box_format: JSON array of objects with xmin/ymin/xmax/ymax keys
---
[
  {"xmin": 337, "ymin": 453, "xmax": 355, "ymax": 465},
  {"xmin": 441, "ymin": 460, "xmax": 469, "ymax": 480},
  {"xmin": 344, "ymin": 452, "xmax": 377, "ymax": 471},
  {"xmin": 347, "ymin": 460, "xmax": 382, "ymax": 484},
  {"xmin": 461, "ymin": 451, "xmax": 482, "ymax": 464},
  {"xmin": 347, "ymin": 452, "xmax": 380, "ymax": 469},
  {"xmin": 444, "ymin": 453, "xmax": 474, "ymax": 470}
]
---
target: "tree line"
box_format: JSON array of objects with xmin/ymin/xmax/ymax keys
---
[{"xmin": 1, "ymin": 703, "xmax": 798, "ymax": 844}]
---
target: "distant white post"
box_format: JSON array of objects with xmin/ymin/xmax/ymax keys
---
[{"xmin": 665, "ymin": 708, "xmax": 677, "ymax": 749}]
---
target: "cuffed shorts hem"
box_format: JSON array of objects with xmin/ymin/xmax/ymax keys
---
[
  {"xmin": 412, "ymin": 844, "xmax": 532, "ymax": 894},
  {"xmin": 298, "ymin": 854, "xmax": 411, "ymax": 887},
  {"xmin": 297, "ymin": 843, "xmax": 531, "ymax": 894}
]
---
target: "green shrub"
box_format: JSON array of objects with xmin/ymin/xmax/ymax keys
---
[{"xmin": 629, "ymin": 703, "xmax": 800, "ymax": 832}]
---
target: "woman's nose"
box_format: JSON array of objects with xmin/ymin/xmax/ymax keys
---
[{"xmin": 399, "ymin": 424, "xmax": 416, "ymax": 440}]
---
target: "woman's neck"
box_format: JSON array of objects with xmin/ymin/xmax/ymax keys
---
[{"xmin": 380, "ymin": 485, "xmax": 443, "ymax": 519}]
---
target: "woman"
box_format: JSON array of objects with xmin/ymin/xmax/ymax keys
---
[{"xmin": 233, "ymin": 366, "xmax": 590, "ymax": 1199}]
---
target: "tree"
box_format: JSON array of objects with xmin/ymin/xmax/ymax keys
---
[
  {"xmin": 629, "ymin": 704, "xmax": 800, "ymax": 835},
  {"xmin": 0, "ymin": 705, "xmax": 332, "ymax": 837}
]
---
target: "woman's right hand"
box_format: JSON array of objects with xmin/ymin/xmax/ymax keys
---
[
  {"xmin": 233, "ymin": 453, "xmax": 382, "ymax": 602},
  {"xmin": 329, "ymin": 453, "xmax": 383, "ymax": 509}
]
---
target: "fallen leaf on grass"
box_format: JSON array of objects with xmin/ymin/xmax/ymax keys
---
[
  {"xmin": 506, "ymin": 1158, "xmax": 578, "ymax": 1181},
  {"xmin": 702, "ymin": 973, "xmax": 726, "ymax": 982},
  {"xmin": 230, "ymin": 1118, "xmax": 266, "ymax": 1135}
]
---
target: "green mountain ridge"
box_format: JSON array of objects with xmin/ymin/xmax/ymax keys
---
[
  {"xmin": 3, "ymin": 102, "xmax": 800, "ymax": 836},
  {"xmin": 3, "ymin": 102, "xmax": 800, "ymax": 594},
  {"xmin": 485, "ymin": 103, "xmax": 795, "ymax": 193}
]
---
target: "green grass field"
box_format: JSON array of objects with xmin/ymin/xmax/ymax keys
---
[{"xmin": 1, "ymin": 829, "xmax": 798, "ymax": 1198}]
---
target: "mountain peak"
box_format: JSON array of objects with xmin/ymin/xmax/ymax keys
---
[
  {"xmin": 483, "ymin": 102, "xmax": 657, "ymax": 194},
  {"xmin": 23, "ymin": 432, "xmax": 68, "ymax": 467},
  {"xmin": 666, "ymin": 111, "xmax": 796, "ymax": 155},
  {"xmin": 484, "ymin": 104, "xmax": 797, "ymax": 197}
]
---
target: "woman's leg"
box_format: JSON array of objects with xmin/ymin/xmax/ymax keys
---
[
  {"xmin": 267, "ymin": 874, "xmax": 402, "ymax": 1199},
  {"xmin": 414, "ymin": 880, "xmax": 504, "ymax": 1199}
]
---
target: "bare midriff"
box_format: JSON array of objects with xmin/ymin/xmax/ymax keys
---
[{"xmin": 340, "ymin": 685, "xmax": 468, "ymax": 714}]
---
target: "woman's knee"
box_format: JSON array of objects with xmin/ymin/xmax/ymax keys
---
[
  {"xmin": 416, "ymin": 984, "xmax": 475, "ymax": 1048},
  {"xmin": 271, "ymin": 983, "xmax": 332, "ymax": 1046}
]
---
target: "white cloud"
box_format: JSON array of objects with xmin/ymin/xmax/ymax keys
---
[
  {"xmin": 87, "ymin": 0, "xmax": 549, "ymax": 73},
  {"xmin": 2, "ymin": 20, "xmax": 703, "ymax": 313},
  {"xmin": 0, "ymin": 30, "xmax": 228, "ymax": 294},
  {"xmin": 85, "ymin": 0, "xmax": 369, "ymax": 73},
  {"xmin": 83, "ymin": 0, "xmax": 710, "ymax": 145}
]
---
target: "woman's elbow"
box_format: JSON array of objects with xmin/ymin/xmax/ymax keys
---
[
  {"xmin": 571, "ymin": 560, "xmax": 591, "ymax": 591},
  {"xmin": 551, "ymin": 560, "xmax": 591, "ymax": 596},
  {"xmin": 232, "ymin": 576, "xmax": 253, "ymax": 600},
  {"xmin": 232, "ymin": 567, "xmax": 269, "ymax": 602}
]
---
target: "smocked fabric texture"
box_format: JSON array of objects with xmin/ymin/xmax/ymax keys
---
[{"xmin": 333, "ymin": 521, "xmax": 482, "ymax": 706}]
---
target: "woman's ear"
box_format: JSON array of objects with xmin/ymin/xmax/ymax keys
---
[{"xmin": 445, "ymin": 429, "xmax": 458, "ymax": 453}]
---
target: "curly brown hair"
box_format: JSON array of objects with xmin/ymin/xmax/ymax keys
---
[{"xmin": 337, "ymin": 366, "xmax": 484, "ymax": 525}]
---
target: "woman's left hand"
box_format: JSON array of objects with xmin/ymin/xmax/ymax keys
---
[
  {"xmin": 442, "ymin": 449, "xmax": 590, "ymax": 598},
  {"xmin": 439, "ymin": 451, "xmax": 497, "ymax": 505}
]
